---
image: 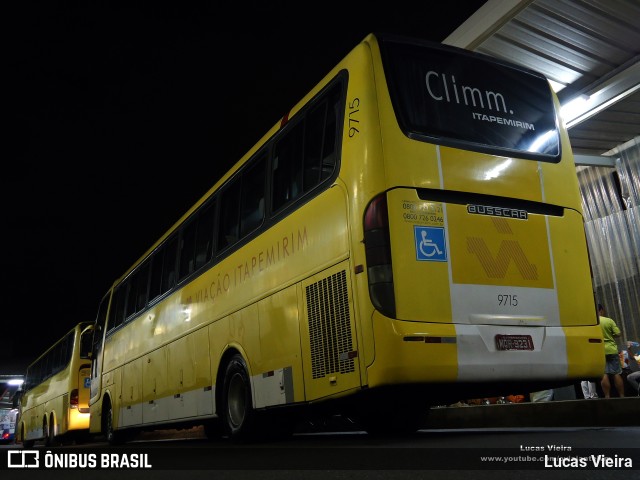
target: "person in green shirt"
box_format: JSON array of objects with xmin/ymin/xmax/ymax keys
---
[{"xmin": 599, "ymin": 304, "xmax": 625, "ymax": 398}]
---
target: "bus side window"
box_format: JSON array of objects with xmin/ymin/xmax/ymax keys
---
[
  {"xmin": 49, "ymin": 342, "xmax": 60, "ymax": 378},
  {"xmin": 217, "ymin": 179, "xmax": 241, "ymax": 250},
  {"xmin": 110, "ymin": 285, "xmax": 126, "ymax": 330},
  {"xmin": 135, "ymin": 262, "xmax": 150, "ymax": 311},
  {"xmin": 272, "ymin": 122, "xmax": 303, "ymax": 212},
  {"xmin": 80, "ymin": 327, "xmax": 93, "ymax": 359},
  {"xmin": 125, "ymin": 273, "xmax": 138, "ymax": 320},
  {"xmin": 320, "ymin": 89, "xmax": 340, "ymax": 180},
  {"xmin": 63, "ymin": 331, "xmax": 74, "ymax": 370},
  {"xmin": 194, "ymin": 200, "xmax": 215, "ymax": 270},
  {"xmin": 43, "ymin": 350, "xmax": 52, "ymax": 380},
  {"xmin": 91, "ymin": 295, "xmax": 109, "ymax": 379},
  {"xmin": 148, "ymin": 251, "xmax": 163, "ymax": 302},
  {"xmin": 304, "ymin": 102, "xmax": 325, "ymax": 190},
  {"xmin": 304, "ymin": 87, "xmax": 339, "ymax": 191},
  {"xmin": 178, "ymin": 219, "xmax": 197, "ymax": 282},
  {"xmin": 240, "ymin": 154, "xmax": 266, "ymax": 236},
  {"xmin": 161, "ymin": 237, "xmax": 178, "ymax": 295}
]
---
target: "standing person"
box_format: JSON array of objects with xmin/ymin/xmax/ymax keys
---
[{"xmin": 598, "ymin": 304, "xmax": 625, "ymax": 398}]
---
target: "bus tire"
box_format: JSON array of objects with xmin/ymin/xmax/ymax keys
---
[
  {"xmin": 22, "ymin": 425, "xmax": 35, "ymax": 448},
  {"xmin": 45, "ymin": 413, "xmax": 57, "ymax": 446},
  {"xmin": 221, "ymin": 354, "xmax": 257, "ymax": 441},
  {"xmin": 104, "ymin": 399, "xmax": 125, "ymax": 445},
  {"xmin": 42, "ymin": 417, "xmax": 50, "ymax": 446}
]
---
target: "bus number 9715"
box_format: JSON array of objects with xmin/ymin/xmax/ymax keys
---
[{"xmin": 498, "ymin": 294, "xmax": 518, "ymax": 307}]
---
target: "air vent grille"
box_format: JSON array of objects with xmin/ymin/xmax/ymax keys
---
[{"xmin": 306, "ymin": 270, "xmax": 354, "ymax": 379}]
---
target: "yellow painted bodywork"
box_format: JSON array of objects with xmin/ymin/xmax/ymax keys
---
[
  {"xmin": 363, "ymin": 34, "xmax": 603, "ymax": 387},
  {"xmin": 90, "ymin": 33, "xmax": 604, "ymax": 434},
  {"xmin": 18, "ymin": 324, "xmax": 91, "ymax": 444}
]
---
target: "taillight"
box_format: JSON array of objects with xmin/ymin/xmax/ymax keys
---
[
  {"xmin": 364, "ymin": 193, "xmax": 396, "ymax": 318},
  {"xmin": 70, "ymin": 389, "xmax": 79, "ymax": 409}
]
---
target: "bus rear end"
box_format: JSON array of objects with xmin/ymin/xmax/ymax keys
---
[
  {"xmin": 67, "ymin": 364, "xmax": 91, "ymax": 431},
  {"xmin": 67, "ymin": 324, "xmax": 93, "ymax": 435},
  {"xmin": 362, "ymin": 34, "xmax": 604, "ymax": 402}
]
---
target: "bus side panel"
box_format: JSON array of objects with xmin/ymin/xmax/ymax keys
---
[
  {"xmin": 539, "ymin": 120, "xmax": 584, "ymax": 212},
  {"xmin": 22, "ymin": 387, "xmax": 44, "ymax": 442},
  {"xmin": 548, "ymin": 211, "xmax": 597, "ymax": 326},
  {"xmin": 255, "ymin": 285, "xmax": 305, "ymax": 406},
  {"xmin": 44, "ymin": 392, "xmax": 61, "ymax": 437},
  {"xmin": 166, "ymin": 327, "xmax": 213, "ymax": 419},
  {"xmin": 142, "ymin": 347, "xmax": 168, "ymax": 424},
  {"xmin": 24, "ymin": 372, "xmax": 65, "ymax": 441},
  {"xmin": 206, "ymin": 184, "xmax": 352, "ymax": 404},
  {"xmin": 548, "ymin": 212, "xmax": 604, "ymax": 378},
  {"xmin": 120, "ymin": 358, "xmax": 143, "ymax": 427},
  {"xmin": 299, "ymin": 259, "xmax": 361, "ymax": 401},
  {"xmin": 341, "ymin": 40, "xmax": 388, "ymax": 377}
]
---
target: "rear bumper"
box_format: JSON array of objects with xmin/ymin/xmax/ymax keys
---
[{"xmin": 366, "ymin": 312, "xmax": 605, "ymax": 390}]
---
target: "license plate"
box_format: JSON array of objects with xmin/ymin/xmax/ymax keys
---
[{"xmin": 495, "ymin": 334, "xmax": 534, "ymax": 351}]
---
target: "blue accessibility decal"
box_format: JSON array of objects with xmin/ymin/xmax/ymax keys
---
[{"xmin": 414, "ymin": 226, "xmax": 447, "ymax": 262}]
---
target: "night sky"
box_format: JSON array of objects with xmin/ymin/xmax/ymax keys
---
[{"xmin": 4, "ymin": 1, "xmax": 486, "ymax": 373}]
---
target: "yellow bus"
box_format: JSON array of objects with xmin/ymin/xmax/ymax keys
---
[
  {"xmin": 89, "ymin": 33, "xmax": 604, "ymax": 441},
  {"xmin": 18, "ymin": 322, "xmax": 93, "ymax": 447}
]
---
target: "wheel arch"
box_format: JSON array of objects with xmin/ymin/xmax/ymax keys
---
[
  {"xmin": 19, "ymin": 420, "xmax": 27, "ymax": 442},
  {"xmin": 100, "ymin": 391, "xmax": 115, "ymax": 434},
  {"xmin": 215, "ymin": 345, "xmax": 252, "ymax": 416},
  {"xmin": 49, "ymin": 411, "xmax": 57, "ymax": 437}
]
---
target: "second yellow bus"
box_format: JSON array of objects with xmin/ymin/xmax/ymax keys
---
[{"xmin": 18, "ymin": 322, "xmax": 93, "ymax": 446}]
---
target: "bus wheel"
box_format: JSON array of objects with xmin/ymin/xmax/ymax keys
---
[
  {"xmin": 22, "ymin": 425, "xmax": 35, "ymax": 449},
  {"xmin": 42, "ymin": 417, "xmax": 49, "ymax": 445},
  {"xmin": 221, "ymin": 354, "xmax": 256, "ymax": 441},
  {"xmin": 104, "ymin": 400, "xmax": 125, "ymax": 445},
  {"xmin": 45, "ymin": 414, "xmax": 56, "ymax": 446}
]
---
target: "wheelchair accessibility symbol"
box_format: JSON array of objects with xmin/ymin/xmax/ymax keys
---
[{"xmin": 414, "ymin": 226, "xmax": 447, "ymax": 262}]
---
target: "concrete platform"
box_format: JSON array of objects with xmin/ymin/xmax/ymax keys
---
[{"xmin": 425, "ymin": 397, "xmax": 640, "ymax": 429}]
